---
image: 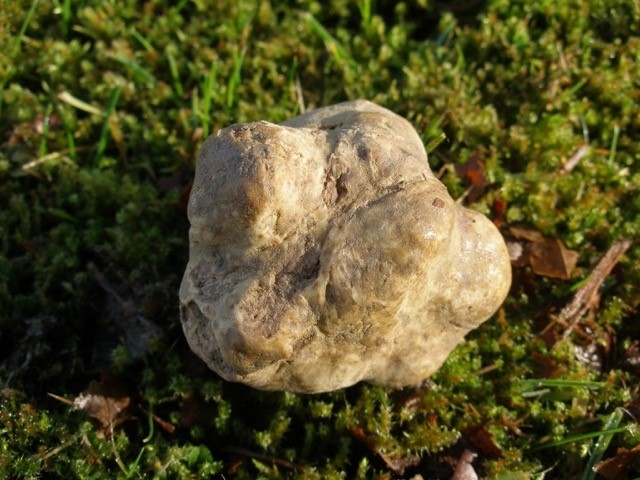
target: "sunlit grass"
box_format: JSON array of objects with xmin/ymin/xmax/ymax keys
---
[
  {"xmin": 94, "ymin": 85, "xmax": 122, "ymax": 165},
  {"xmin": 1, "ymin": 0, "xmax": 639, "ymax": 478}
]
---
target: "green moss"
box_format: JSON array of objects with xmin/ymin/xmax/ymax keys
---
[{"xmin": 1, "ymin": 0, "xmax": 639, "ymax": 478}]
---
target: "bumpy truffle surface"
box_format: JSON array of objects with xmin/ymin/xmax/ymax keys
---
[{"xmin": 179, "ymin": 100, "xmax": 511, "ymax": 393}]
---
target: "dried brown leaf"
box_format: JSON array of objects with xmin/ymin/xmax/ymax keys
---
[
  {"xmin": 349, "ymin": 427, "xmax": 420, "ymax": 475},
  {"xmin": 594, "ymin": 445, "xmax": 640, "ymax": 479},
  {"xmin": 73, "ymin": 374, "xmax": 132, "ymax": 436},
  {"xmin": 529, "ymin": 237, "xmax": 579, "ymax": 279},
  {"xmin": 454, "ymin": 150, "xmax": 488, "ymax": 203},
  {"xmin": 463, "ymin": 424, "xmax": 503, "ymax": 459},
  {"xmin": 224, "ymin": 446, "xmax": 304, "ymax": 472},
  {"xmin": 492, "ymin": 197, "xmax": 508, "ymax": 227},
  {"xmin": 531, "ymin": 351, "xmax": 563, "ymax": 378},
  {"xmin": 505, "ymin": 227, "xmax": 579, "ymax": 279}
]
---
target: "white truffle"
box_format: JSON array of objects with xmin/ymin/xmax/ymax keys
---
[{"xmin": 179, "ymin": 100, "xmax": 511, "ymax": 393}]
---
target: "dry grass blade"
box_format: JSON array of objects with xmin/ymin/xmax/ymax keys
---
[
  {"xmin": 560, "ymin": 143, "xmax": 590, "ymax": 174},
  {"xmin": 560, "ymin": 239, "xmax": 633, "ymax": 337},
  {"xmin": 223, "ymin": 446, "xmax": 304, "ymax": 472}
]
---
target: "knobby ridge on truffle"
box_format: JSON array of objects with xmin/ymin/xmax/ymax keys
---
[{"xmin": 179, "ymin": 100, "xmax": 512, "ymax": 393}]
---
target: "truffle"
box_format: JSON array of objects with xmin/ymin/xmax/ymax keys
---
[{"xmin": 179, "ymin": 100, "xmax": 511, "ymax": 393}]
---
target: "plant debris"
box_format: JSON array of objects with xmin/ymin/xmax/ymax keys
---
[
  {"xmin": 505, "ymin": 226, "xmax": 579, "ymax": 279},
  {"xmin": 451, "ymin": 449, "xmax": 479, "ymax": 480},
  {"xmin": 454, "ymin": 149, "xmax": 488, "ymax": 203},
  {"xmin": 559, "ymin": 143, "xmax": 590, "ymax": 175},
  {"xmin": 593, "ymin": 445, "xmax": 640, "ymax": 480},
  {"xmin": 560, "ymin": 238, "xmax": 633, "ymax": 335},
  {"xmin": 72, "ymin": 375, "xmax": 133, "ymax": 436},
  {"xmin": 1, "ymin": 0, "xmax": 639, "ymax": 478},
  {"xmin": 349, "ymin": 427, "xmax": 422, "ymax": 476},
  {"xmin": 463, "ymin": 424, "xmax": 503, "ymax": 459}
]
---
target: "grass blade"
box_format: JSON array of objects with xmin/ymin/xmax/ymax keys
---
[
  {"xmin": 58, "ymin": 106, "xmax": 76, "ymax": 162},
  {"xmin": 131, "ymin": 28, "xmax": 155, "ymax": 53},
  {"xmin": 302, "ymin": 11, "xmax": 355, "ymax": 68},
  {"xmin": 0, "ymin": 0, "xmax": 39, "ymax": 115},
  {"xmin": 608, "ymin": 124, "xmax": 620, "ymax": 165},
  {"xmin": 357, "ymin": 0, "xmax": 372, "ymax": 26},
  {"xmin": 38, "ymin": 110, "xmax": 50, "ymax": 158},
  {"xmin": 226, "ymin": 47, "xmax": 246, "ymax": 110},
  {"xmin": 13, "ymin": 0, "xmax": 40, "ymax": 57},
  {"xmin": 109, "ymin": 54, "xmax": 156, "ymax": 85},
  {"xmin": 557, "ymin": 78, "xmax": 588, "ymax": 104},
  {"xmin": 425, "ymin": 132, "xmax": 447, "ymax": 155},
  {"xmin": 94, "ymin": 86, "xmax": 122, "ymax": 165},
  {"xmin": 519, "ymin": 379, "xmax": 604, "ymax": 390},
  {"xmin": 529, "ymin": 425, "xmax": 628, "ymax": 452},
  {"xmin": 581, "ymin": 408, "xmax": 624, "ymax": 480},
  {"xmin": 202, "ymin": 59, "xmax": 218, "ymax": 137},
  {"xmin": 58, "ymin": 91, "xmax": 103, "ymax": 116},
  {"xmin": 61, "ymin": 0, "xmax": 72, "ymax": 39},
  {"xmin": 166, "ymin": 47, "xmax": 183, "ymax": 97}
]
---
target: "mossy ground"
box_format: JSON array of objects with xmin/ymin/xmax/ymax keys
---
[{"xmin": 1, "ymin": 0, "xmax": 639, "ymax": 478}]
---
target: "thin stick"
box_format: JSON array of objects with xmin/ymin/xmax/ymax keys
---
[
  {"xmin": 560, "ymin": 143, "xmax": 590, "ymax": 174},
  {"xmin": 224, "ymin": 446, "xmax": 304, "ymax": 471},
  {"xmin": 560, "ymin": 239, "xmax": 633, "ymax": 337}
]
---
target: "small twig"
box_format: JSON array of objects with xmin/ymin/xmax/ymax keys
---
[
  {"xmin": 475, "ymin": 363, "xmax": 500, "ymax": 376},
  {"xmin": 36, "ymin": 437, "xmax": 77, "ymax": 461},
  {"xmin": 47, "ymin": 392, "xmax": 74, "ymax": 405},
  {"xmin": 138, "ymin": 404, "xmax": 176, "ymax": 435},
  {"xmin": 455, "ymin": 184, "xmax": 474, "ymax": 204},
  {"xmin": 560, "ymin": 143, "xmax": 590, "ymax": 175},
  {"xmin": 110, "ymin": 425, "xmax": 128, "ymax": 474},
  {"xmin": 224, "ymin": 446, "xmax": 304, "ymax": 472},
  {"xmin": 21, "ymin": 150, "xmax": 77, "ymax": 170},
  {"xmin": 348, "ymin": 427, "xmax": 420, "ymax": 475},
  {"xmin": 560, "ymin": 239, "xmax": 633, "ymax": 338}
]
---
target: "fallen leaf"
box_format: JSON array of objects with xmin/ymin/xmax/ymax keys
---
[
  {"xmin": 463, "ymin": 424, "xmax": 503, "ymax": 459},
  {"xmin": 505, "ymin": 226, "xmax": 579, "ymax": 279},
  {"xmin": 492, "ymin": 197, "xmax": 508, "ymax": 227},
  {"xmin": 593, "ymin": 445, "xmax": 640, "ymax": 479},
  {"xmin": 529, "ymin": 237, "xmax": 579, "ymax": 279},
  {"xmin": 537, "ymin": 323, "xmax": 561, "ymax": 349},
  {"xmin": 349, "ymin": 427, "xmax": 421, "ymax": 475},
  {"xmin": 223, "ymin": 446, "xmax": 304, "ymax": 472},
  {"xmin": 73, "ymin": 374, "xmax": 132, "ymax": 436},
  {"xmin": 455, "ymin": 150, "xmax": 488, "ymax": 203},
  {"xmin": 531, "ymin": 351, "xmax": 563, "ymax": 378}
]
